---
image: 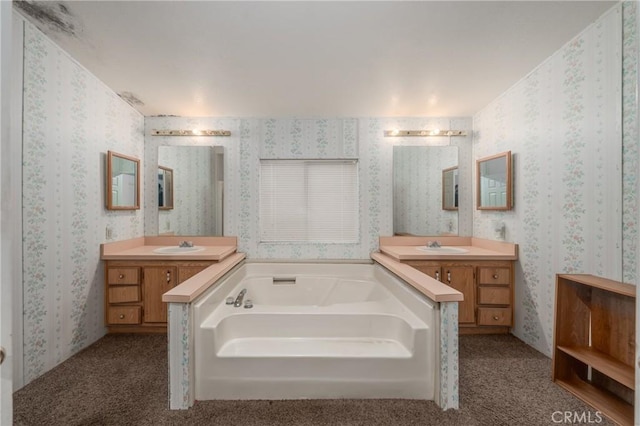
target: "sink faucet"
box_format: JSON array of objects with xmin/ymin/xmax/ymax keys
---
[
  {"xmin": 427, "ymin": 241, "xmax": 441, "ymax": 248},
  {"xmin": 234, "ymin": 288, "xmax": 247, "ymax": 307},
  {"xmin": 179, "ymin": 241, "xmax": 194, "ymax": 248}
]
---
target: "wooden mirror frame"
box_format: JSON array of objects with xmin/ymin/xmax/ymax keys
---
[
  {"xmin": 442, "ymin": 166, "xmax": 459, "ymax": 211},
  {"xmin": 158, "ymin": 165, "xmax": 174, "ymax": 210},
  {"xmin": 476, "ymin": 150, "xmax": 512, "ymax": 210},
  {"xmin": 106, "ymin": 150, "xmax": 140, "ymax": 210}
]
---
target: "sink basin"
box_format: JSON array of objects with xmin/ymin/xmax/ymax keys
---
[
  {"xmin": 152, "ymin": 246, "xmax": 206, "ymax": 254},
  {"xmin": 416, "ymin": 246, "xmax": 468, "ymax": 254}
]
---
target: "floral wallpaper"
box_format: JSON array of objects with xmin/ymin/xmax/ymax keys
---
[
  {"xmin": 472, "ymin": 4, "xmax": 630, "ymax": 356},
  {"xmin": 21, "ymin": 19, "xmax": 144, "ymax": 384}
]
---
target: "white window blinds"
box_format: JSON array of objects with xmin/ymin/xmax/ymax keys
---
[{"xmin": 260, "ymin": 160, "xmax": 359, "ymax": 243}]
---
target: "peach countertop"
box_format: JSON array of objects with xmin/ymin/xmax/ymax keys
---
[
  {"xmin": 100, "ymin": 236, "xmax": 238, "ymax": 261},
  {"xmin": 379, "ymin": 236, "xmax": 518, "ymax": 261}
]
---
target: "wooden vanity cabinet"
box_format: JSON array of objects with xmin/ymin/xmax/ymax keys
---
[
  {"xmin": 405, "ymin": 260, "xmax": 514, "ymax": 334},
  {"xmin": 105, "ymin": 260, "xmax": 214, "ymax": 333}
]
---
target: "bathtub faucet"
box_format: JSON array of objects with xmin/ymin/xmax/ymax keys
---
[{"xmin": 234, "ymin": 288, "xmax": 247, "ymax": 307}]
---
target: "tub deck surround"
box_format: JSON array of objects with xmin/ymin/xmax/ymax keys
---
[
  {"xmin": 100, "ymin": 236, "xmax": 238, "ymax": 261},
  {"xmin": 378, "ymin": 236, "xmax": 518, "ymax": 261},
  {"xmin": 370, "ymin": 252, "xmax": 464, "ymax": 303}
]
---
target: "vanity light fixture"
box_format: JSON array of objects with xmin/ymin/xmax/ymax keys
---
[
  {"xmin": 383, "ymin": 129, "xmax": 467, "ymax": 137},
  {"xmin": 151, "ymin": 129, "xmax": 231, "ymax": 137}
]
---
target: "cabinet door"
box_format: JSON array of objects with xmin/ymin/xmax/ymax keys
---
[
  {"xmin": 143, "ymin": 266, "xmax": 177, "ymax": 323},
  {"xmin": 178, "ymin": 266, "xmax": 208, "ymax": 284},
  {"xmin": 443, "ymin": 266, "xmax": 475, "ymax": 324},
  {"xmin": 411, "ymin": 265, "xmax": 442, "ymax": 282}
]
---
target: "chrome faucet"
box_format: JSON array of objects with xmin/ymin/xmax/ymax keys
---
[
  {"xmin": 179, "ymin": 241, "xmax": 194, "ymax": 248},
  {"xmin": 427, "ymin": 241, "xmax": 441, "ymax": 248},
  {"xmin": 234, "ymin": 288, "xmax": 247, "ymax": 307}
]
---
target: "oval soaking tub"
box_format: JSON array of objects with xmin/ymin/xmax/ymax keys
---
[{"xmin": 193, "ymin": 262, "xmax": 437, "ymax": 400}]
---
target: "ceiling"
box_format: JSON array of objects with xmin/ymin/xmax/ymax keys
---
[{"xmin": 15, "ymin": 1, "xmax": 616, "ymax": 118}]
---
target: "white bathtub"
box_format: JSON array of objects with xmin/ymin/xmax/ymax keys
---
[{"xmin": 193, "ymin": 262, "xmax": 438, "ymax": 400}]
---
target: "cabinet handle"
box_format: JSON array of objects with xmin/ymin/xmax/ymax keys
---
[
  {"xmin": 166, "ymin": 271, "xmax": 171, "ymax": 282},
  {"xmin": 447, "ymin": 271, "xmax": 451, "ymax": 283},
  {"xmin": 492, "ymin": 274, "xmax": 499, "ymax": 279},
  {"xmin": 119, "ymin": 274, "xmax": 124, "ymax": 279},
  {"xmin": 119, "ymin": 314, "xmax": 125, "ymax": 319},
  {"xmin": 493, "ymin": 315, "xmax": 499, "ymax": 320},
  {"xmin": 435, "ymin": 271, "xmax": 440, "ymax": 281}
]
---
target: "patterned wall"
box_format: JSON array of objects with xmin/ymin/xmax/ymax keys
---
[
  {"xmin": 472, "ymin": 4, "xmax": 630, "ymax": 357},
  {"xmin": 145, "ymin": 117, "xmax": 473, "ymax": 259},
  {"xmin": 21, "ymin": 19, "xmax": 144, "ymax": 384}
]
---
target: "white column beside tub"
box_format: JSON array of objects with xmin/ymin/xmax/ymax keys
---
[
  {"xmin": 168, "ymin": 303, "xmax": 193, "ymax": 410},
  {"xmin": 438, "ymin": 301, "xmax": 459, "ymax": 410}
]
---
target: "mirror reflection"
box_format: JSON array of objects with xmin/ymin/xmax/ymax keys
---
[
  {"xmin": 442, "ymin": 166, "xmax": 459, "ymax": 211},
  {"xmin": 157, "ymin": 146, "xmax": 224, "ymax": 236},
  {"xmin": 477, "ymin": 150, "xmax": 512, "ymax": 210},
  {"xmin": 158, "ymin": 166, "xmax": 173, "ymax": 210},
  {"xmin": 106, "ymin": 150, "xmax": 140, "ymax": 210},
  {"xmin": 393, "ymin": 146, "xmax": 458, "ymax": 236}
]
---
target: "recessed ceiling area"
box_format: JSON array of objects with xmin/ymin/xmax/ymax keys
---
[{"xmin": 15, "ymin": 1, "xmax": 616, "ymax": 117}]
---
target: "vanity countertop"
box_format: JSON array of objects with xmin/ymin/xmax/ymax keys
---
[
  {"xmin": 379, "ymin": 236, "xmax": 518, "ymax": 261},
  {"xmin": 100, "ymin": 236, "xmax": 238, "ymax": 261}
]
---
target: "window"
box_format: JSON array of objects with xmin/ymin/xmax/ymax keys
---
[{"xmin": 260, "ymin": 160, "xmax": 359, "ymax": 243}]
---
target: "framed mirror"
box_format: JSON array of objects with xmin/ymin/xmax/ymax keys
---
[
  {"xmin": 476, "ymin": 150, "xmax": 512, "ymax": 210},
  {"xmin": 393, "ymin": 145, "xmax": 458, "ymax": 236},
  {"xmin": 158, "ymin": 166, "xmax": 173, "ymax": 210},
  {"xmin": 442, "ymin": 166, "xmax": 458, "ymax": 211},
  {"xmin": 106, "ymin": 150, "xmax": 140, "ymax": 210}
]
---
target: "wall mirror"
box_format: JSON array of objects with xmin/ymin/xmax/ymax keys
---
[
  {"xmin": 476, "ymin": 150, "xmax": 512, "ymax": 210},
  {"xmin": 106, "ymin": 150, "xmax": 140, "ymax": 210},
  {"xmin": 158, "ymin": 166, "xmax": 173, "ymax": 210},
  {"xmin": 156, "ymin": 146, "xmax": 224, "ymax": 236},
  {"xmin": 393, "ymin": 145, "xmax": 458, "ymax": 236},
  {"xmin": 442, "ymin": 166, "xmax": 459, "ymax": 211}
]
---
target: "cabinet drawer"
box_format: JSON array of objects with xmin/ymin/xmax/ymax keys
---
[
  {"xmin": 478, "ymin": 307, "xmax": 512, "ymax": 326},
  {"xmin": 108, "ymin": 285, "xmax": 141, "ymax": 303},
  {"xmin": 107, "ymin": 268, "xmax": 140, "ymax": 285},
  {"xmin": 478, "ymin": 267, "xmax": 511, "ymax": 285},
  {"xmin": 478, "ymin": 286, "xmax": 511, "ymax": 305},
  {"xmin": 107, "ymin": 306, "xmax": 141, "ymax": 324}
]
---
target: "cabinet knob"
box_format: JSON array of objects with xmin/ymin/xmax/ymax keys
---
[
  {"xmin": 492, "ymin": 274, "xmax": 499, "ymax": 279},
  {"xmin": 119, "ymin": 314, "xmax": 125, "ymax": 319},
  {"xmin": 119, "ymin": 274, "xmax": 124, "ymax": 279},
  {"xmin": 493, "ymin": 316, "xmax": 499, "ymax": 321}
]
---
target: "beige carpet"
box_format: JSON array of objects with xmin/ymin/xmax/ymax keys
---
[{"xmin": 13, "ymin": 334, "xmax": 612, "ymax": 425}]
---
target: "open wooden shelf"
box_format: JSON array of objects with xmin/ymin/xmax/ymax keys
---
[
  {"xmin": 555, "ymin": 377, "xmax": 634, "ymax": 426},
  {"xmin": 553, "ymin": 274, "xmax": 635, "ymax": 426},
  {"xmin": 557, "ymin": 345, "xmax": 634, "ymax": 390}
]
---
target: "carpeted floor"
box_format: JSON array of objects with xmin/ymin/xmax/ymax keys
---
[{"xmin": 13, "ymin": 334, "xmax": 612, "ymax": 426}]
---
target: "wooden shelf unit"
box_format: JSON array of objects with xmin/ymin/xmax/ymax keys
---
[{"xmin": 552, "ymin": 274, "xmax": 636, "ymax": 426}]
